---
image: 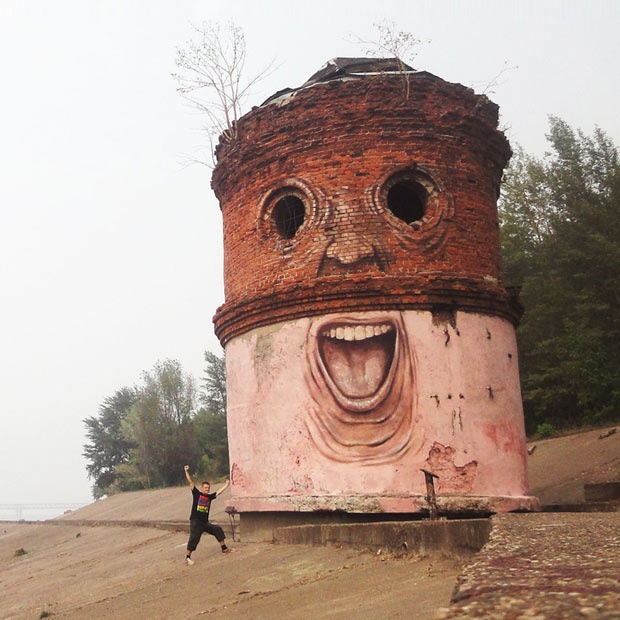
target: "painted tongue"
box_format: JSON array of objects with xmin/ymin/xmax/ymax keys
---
[{"xmin": 319, "ymin": 329, "xmax": 394, "ymax": 398}]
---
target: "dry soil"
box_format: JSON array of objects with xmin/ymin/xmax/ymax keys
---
[{"xmin": 1, "ymin": 425, "xmax": 617, "ymax": 620}]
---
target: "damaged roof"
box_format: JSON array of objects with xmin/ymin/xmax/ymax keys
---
[
  {"xmin": 261, "ymin": 57, "xmax": 419, "ymax": 107},
  {"xmin": 304, "ymin": 57, "xmax": 415, "ymax": 84}
]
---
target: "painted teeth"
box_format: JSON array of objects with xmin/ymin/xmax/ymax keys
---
[{"xmin": 322, "ymin": 324, "xmax": 393, "ymax": 341}]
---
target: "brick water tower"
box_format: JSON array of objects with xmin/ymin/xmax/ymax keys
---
[{"xmin": 211, "ymin": 58, "xmax": 538, "ymax": 538}]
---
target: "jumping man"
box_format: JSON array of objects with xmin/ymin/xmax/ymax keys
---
[{"xmin": 184, "ymin": 465, "xmax": 231, "ymax": 565}]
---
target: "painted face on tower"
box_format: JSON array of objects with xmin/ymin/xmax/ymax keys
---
[{"xmin": 258, "ymin": 170, "xmax": 440, "ymax": 462}]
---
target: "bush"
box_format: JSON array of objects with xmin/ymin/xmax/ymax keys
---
[{"xmin": 536, "ymin": 422, "xmax": 556, "ymax": 439}]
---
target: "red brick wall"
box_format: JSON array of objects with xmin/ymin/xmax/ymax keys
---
[{"xmin": 211, "ymin": 71, "xmax": 516, "ymax": 344}]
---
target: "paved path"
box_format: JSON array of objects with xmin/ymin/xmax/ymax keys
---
[{"xmin": 437, "ymin": 512, "xmax": 619, "ymax": 619}]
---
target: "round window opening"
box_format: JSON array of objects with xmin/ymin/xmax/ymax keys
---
[
  {"xmin": 386, "ymin": 180, "xmax": 427, "ymax": 224},
  {"xmin": 272, "ymin": 194, "xmax": 305, "ymax": 239}
]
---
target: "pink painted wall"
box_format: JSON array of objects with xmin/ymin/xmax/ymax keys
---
[{"xmin": 226, "ymin": 309, "xmax": 535, "ymax": 514}]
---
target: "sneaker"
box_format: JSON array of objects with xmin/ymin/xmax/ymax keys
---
[
  {"xmin": 185, "ymin": 556, "xmax": 194, "ymax": 566},
  {"xmin": 221, "ymin": 545, "xmax": 230, "ymax": 554}
]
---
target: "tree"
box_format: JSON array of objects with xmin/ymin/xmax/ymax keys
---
[
  {"xmin": 83, "ymin": 355, "xmax": 229, "ymax": 496},
  {"xmin": 362, "ymin": 20, "xmax": 426, "ymax": 64},
  {"xmin": 200, "ymin": 350, "xmax": 226, "ymax": 414},
  {"xmin": 194, "ymin": 350, "xmax": 229, "ymax": 478},
  {"xmin": 172, "ymin": 21, "xmax": 273, "ymax": 167},
  {"xmin": 83, "ymin": 387, "xmax": 138, "ymax": 498},
  {"xmin": 499, "ymin": 117, "xmax": 620, "ymax": 432},
  {"xmin": 119, "ymin": 359, "xmax": 200, "ymax": 489},
  {"xmin": 352, "ymin": 20, "xmax": 427, "ymax": 100}
]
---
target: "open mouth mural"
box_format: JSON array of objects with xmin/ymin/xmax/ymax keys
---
[
  {"xmin": 306, "ymin": 311, "xmax": 415, "ymax": 462},
  {"xmin": 318, "ymin": 321, "xmax": 397, "ymax": 413}
]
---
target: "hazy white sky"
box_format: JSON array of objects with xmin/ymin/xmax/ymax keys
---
[{"xmin": 1, "ymin": 0, "xmax": 618, "ymax": 506}]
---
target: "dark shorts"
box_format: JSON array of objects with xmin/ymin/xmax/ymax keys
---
[{"xmin": 187, "ymin": 519, "xmax": 226, "ymax": 551}]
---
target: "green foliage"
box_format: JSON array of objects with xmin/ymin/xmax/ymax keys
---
[
  {"xmin": 83, "ymin": 387, "xmax": 138, "ymax": 498},
  {"xmin": 119, "ymin": 359, "xmax": 199, "ymax": 490},
  {"xmin": 194, "ymin": 350, "xmax": 228, "ymax": 478},
  {"xmin": 201, "ymin": 350, "xmax": 226, "ymax": 415},
  {"xmin": 500, "ymin": 117, "xmax": 620, "ymax": 432},
  {"xmin": 84, "ymin": 352, "xmax": 228, "ymax": 498},
  {"xmin": 536, "ymin": 423, "xmax": 556, "ymax": 439},
  {"xmin": 194, "ymin": 410, "xmax": 229, "ymax": 478}
]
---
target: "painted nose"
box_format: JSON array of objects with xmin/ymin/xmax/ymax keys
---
[
  {"xmin": 324, "ymin": 204, "xmax": 377, "ymax": 265},
  {"xmin": 325, "ymin": 235, "xmax": 375, "ymax": 265}
]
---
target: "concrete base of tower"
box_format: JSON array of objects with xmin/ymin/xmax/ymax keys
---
[{"xmin": 226, "ymin": 494, "xmax": 540, "ymax": 542}]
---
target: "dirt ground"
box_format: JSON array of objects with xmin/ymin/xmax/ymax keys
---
[
  {"xmin": 0, "ymin": 523, "xmax": 462, "ymax": 620},
  {"xmin": 1, "ymin": 425, "xmax": 617, "ymax": 620},
  {"xmin": 526, "ymin": 425, "xmax": 619, "ymax": 504}
]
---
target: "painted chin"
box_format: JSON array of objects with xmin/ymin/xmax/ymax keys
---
[{"xmin": 317, "ymin": 320, "xmax": 398, "ymax": 413}]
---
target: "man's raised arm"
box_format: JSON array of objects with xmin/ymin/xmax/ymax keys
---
[
  {"xmin": 216, "ymin": 478, "xmax": 230, "ymax": 497},
  {"xmin": 184, "ymin": 465, "xmax": 195, "ymax": 489}
]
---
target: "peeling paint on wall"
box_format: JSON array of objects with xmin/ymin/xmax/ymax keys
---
[{"xmin": 425, "ymin": 442, "xmax": 478, "ymax": 493}]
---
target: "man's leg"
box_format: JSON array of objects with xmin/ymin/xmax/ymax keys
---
[
  {"xmin": 204, "ymin": 522, "xmax": 230, "ymax": 552},
  {"xmin": 186, "ymin": 519, "xmax": 204, "ymax": 564}
]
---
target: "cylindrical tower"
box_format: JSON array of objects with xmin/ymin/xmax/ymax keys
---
[{"xmin": 212, "ymin": 58, "xmax": 537, "ymax": 532}]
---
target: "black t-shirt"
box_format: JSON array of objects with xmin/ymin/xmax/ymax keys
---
[{"xmin": 190, "ymin": 487, "xmax": 217, "ymax": 522}]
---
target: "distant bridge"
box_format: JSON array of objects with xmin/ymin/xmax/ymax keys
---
[{"xmin": 0, "ymin": 503, "xmax": 88, "ymax": 521}]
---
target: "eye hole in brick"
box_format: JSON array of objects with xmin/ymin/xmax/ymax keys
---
[
  {"xmin": 272, "ymin": 194, "xmax": 306, "ymax": 239},
  {"xmin": 386, "ymin": 179, "xmax": 427, "ymax": 224}
]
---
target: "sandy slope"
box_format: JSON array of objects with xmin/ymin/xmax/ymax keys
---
[
  {"xmin": 526, "ymin": 425, "xmax": 619, "ymax": 504},
  {"xmin": 0, "ymin": 521, "xmax": 462, "ymax": 620},
  {"xmin": 1, "ymin": 426, "xmax": 617, "ymax": 620}
]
